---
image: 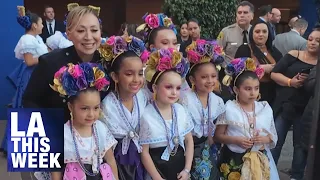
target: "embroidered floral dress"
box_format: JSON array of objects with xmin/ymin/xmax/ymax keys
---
[
  {"xmin": 216, "ymin": 100, "xmax": 279, "ymax": 180},
  {"xmin": 139, "ymin": 103, "xmax": 194, "ymax": 180},
  {"xmin": 180, "ymin": 90, "xmax": 225, "ymax": 180},
  {"xmin": 100, "ymin": 90, "xmax": 149, "ymax": 180}
]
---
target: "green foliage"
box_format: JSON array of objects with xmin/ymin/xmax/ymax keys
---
[{"xmin": 163, "ymin": 0, "xmax": 240, "ymax": 39}]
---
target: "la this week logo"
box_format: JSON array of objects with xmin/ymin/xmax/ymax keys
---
[{"xmin": 10, "ymin": 112, "xmax": 61, "ymax": 169}]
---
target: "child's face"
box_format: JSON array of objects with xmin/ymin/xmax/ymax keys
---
[
  {"xmin": 235, "ymin": 77, "xmax": 260, "ymax": 104},
  {"xmin": 69, "ymin": 90, "xmax": 101, "ymax": 127},
  {"xmin": 153, "ymin": 71, "xmax": 182, "ymax": 105},
  {"xmin": 191, "ymin": 63, "xmax": 218, "ymax": 94},
  {"xmin": 113, "ymin": 56, "xmax": 144, "ymax": 96}
]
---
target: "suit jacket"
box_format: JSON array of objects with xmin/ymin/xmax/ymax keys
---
[
  {"xmin": 273, "ymin": 30, "xmax": 307, "ymax": 56},
  {"xmin": 40, "ymin": 20, "xmax": 65, "ymax": 43},
  {"xmin": 22, "ymin": 46, "xmax": 103, "ymax": 122}
]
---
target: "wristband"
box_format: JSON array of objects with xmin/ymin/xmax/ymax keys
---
[
  {"xmin": 287, "ymin": 79, "xmax": 292, "ymax": 87},
  {"xmin": 183, "ymin": 169, "xmax": 190, "ymax": 174}
]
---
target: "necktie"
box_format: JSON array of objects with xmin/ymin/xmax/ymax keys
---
[
  {"xmin": 49, "ymin": 23, "xmax": 53, "ymax": 35},
  {"xmin": 243, "ymin": 30, "xmax": 248, "ymax": 45}
]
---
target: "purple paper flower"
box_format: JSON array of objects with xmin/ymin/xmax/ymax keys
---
[
  {"xmin": 80, "ymin": 63, "xmax": 94, "ymax": 84},
  {"xmin": 196, "ymin": 44, "xmax": 206, "ymax": 56},
  {"xmin": 113, "ymin": 36, "xmax": 127, "ymax": 54},
  {"xmin": 76, "ymin": 76, "xmax": 88, "ymax": 90},
  {"xmin": 159, "ymin": 48, "xmax": 172, "ymax": 58},
  {"xmin": 234, "ymin": 61, "xmax": 245, "ymax": 74}
]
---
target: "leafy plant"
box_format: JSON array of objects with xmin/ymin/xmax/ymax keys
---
[{"xmin": 163, "ymin": 0, "xmax": 240, "ymax": 39}]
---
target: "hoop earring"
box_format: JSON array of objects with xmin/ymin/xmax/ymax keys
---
[
  {"xmin": 70, "ymin": 112, "xmax": 73, "ymax": 121},
  {"xmin": 192, "ymin": 84, "xmax": 195, "ymax": 91},
  {"xmin": 257, "ymin": 93, "xmax": 261, "ymax": 101},
  {"xmin": 153, "ymin": 92, "xmax": 157, "ymax": 100},
  {"xmin": 236, "ymin": 94, "xmax": 239, "ymax": 103}
]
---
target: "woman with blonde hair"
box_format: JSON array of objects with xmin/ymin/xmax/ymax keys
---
[{"xmin": 22, "ymin": 5, "xmax": 105, "ymax": 180}]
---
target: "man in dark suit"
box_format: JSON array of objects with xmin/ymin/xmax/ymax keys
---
[
  {"xmin": 257, "ymin": 5, "xmax": 275, "ymax": 41},
  {"xmin": 40, "ymin": 5, "xmax": 65, "ymax": 43}
]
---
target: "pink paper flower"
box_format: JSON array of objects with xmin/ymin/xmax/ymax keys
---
[
  {"xmin": 231, "ymin": 58, "xmax": 241, "ymax": 65},
  {"xmin": 94, "ymin": 78, "xmax": 110, "ymax": 91},
  {"xmin": 255, "ymin": 67, "xmax": 265, "ymax": 79},
  {"xmin": 214, "ymin": 45, "xmax": 223, "ymax": 55},
  {"xmin": 106, "ymin": 36, "xmax": 116, "ymax": 45},
  {"xmin": 69, "ymin": 65, "xmax": 83, "ymax": 78},
  {"xmin": 187, "ymin": 50, "xmax": 201, "ymax": 63},
  {"xmin": 196, "ymin": 39, "xmax": 206, "ymax": 45},
  {"xmin": 54, "ymin": 66, "xmax": 67, "ymax": 78},
  {"xmin": 140, "ymin": 50, "xmax": 150, "ymax": 64},
  {"xmin": 145, "ymin": 14, "xmax": 160, "ymax": 29},
  {"xmin": 157, "ymin": 61, "xmax": 172, "ymax": 71},
  {"xmin": 159, "ymin": 56, "xmax": 171, "ymax": 64}
]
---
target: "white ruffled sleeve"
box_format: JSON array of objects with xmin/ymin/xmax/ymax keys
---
[
  {"xmin": 14, "ymin": 35, "xmax": 38, "ymax": 60},
  {"xmin": 46, "ymin": 31, "xmax": 73, "ymax": 50}
]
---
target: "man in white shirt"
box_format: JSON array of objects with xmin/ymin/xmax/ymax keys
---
[
  {"xmin": 40, "ymin": 5, "xmax": 65, "ymax": 43},
  {"xmin": 273, "ymin": 18, "xmax": 308, "ymax": 56}
]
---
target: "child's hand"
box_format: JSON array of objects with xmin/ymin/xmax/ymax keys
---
[
  {"xmin": 177, "ymin": 169, "xmax": 190, "ymax": 180},
  {"xmin": 235, "ymin": 136, "xmax": 253, "ymax": 149},
  {"xmin": 252, "ymin": 135, "xmax": 271, "ymax": 144}
]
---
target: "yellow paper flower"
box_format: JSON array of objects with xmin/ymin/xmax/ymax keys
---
[
  {"xmin": 220, "ymin": 163, "xmax": 230, "ymax": 175},
  {"xmin": 147, "ymin": 51, "xmax": 160, "ymax": 70},
  {"xmin": 98, "ymin": 44, "xmax": 114, "ymax": 61},
  {"xmin": 200, "ymin": 56, "xmax": 211, "ymax": 63},
  {"xmin": 186, "ymin": 41, "xmax": 196, "ymax": 52},
  {"xmin": 245, "ymin": 58, "xmax": 256, "ymax": 71},
  {"xmin": 93, "ymin": 67, "xmax": 105, "ymax": 80},
  {"xmin": 171, "ymin": 51, "xmax": 182, "ymax": 67},
  {"xmin": 163, "ymin": 17, "xmax": 172, "ymax": 27},
  {"xmin": 228, "ymin": 172, "xmax": 241, "ymax": 180}
]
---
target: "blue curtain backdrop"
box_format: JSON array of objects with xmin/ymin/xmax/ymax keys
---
[
  {"xmin": 299, "ymin": 0, "xmax": 319, "ymax": 37},
  {"xmin": 0, "ymin": 1, "xmax": 24, "ymax": 120}
]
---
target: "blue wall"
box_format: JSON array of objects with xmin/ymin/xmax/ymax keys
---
[
  {"xmin": 0, "ymin": 1, "xmax": 24, "ymax": 120},
  {"xmin": 299, "ymin": 0, "xmax": 319, "ymax": 36}
]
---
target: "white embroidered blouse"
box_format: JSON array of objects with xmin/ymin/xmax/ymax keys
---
[
  {"xmin": 139, "ymin": 103, "xmax": 194, "ymax": 161},
  {"xmin": 100, "ymin": 90, "xmax": 149, "ymax": 155},
  {"xmin": 180, "ymin": 91, "xmax": 225, "ymax": 138},
  {"xmin": 216, "ymin": 100, "xmax": 278, "ymax": 153},
  {"xmin": 64, "ymin": 120, "xmax": 117, "ymax": 172}
]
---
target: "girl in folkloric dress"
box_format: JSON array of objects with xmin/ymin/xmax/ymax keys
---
[
  {"xmin": 0, "ymin": 6, "xmax": 48, "ymax": 154},
  {"xmin": 179, "ymin": 39, "xmax": 225, "ymax": 180},
  {"xmin": 137, "ymin": 13, "xmax": 191, "ymax": 96},
  {"xmin": 35, "ymin": 63, "xmax": 119, "ymax": 180},
  {"xmin": 46, "ymin": 3, "xmax": 106, "ymax": 50},
  {"xmin": 99, "ymin": 35, "xmax": 150, "ymax": 180},
  {"xmin": 215, "ymin": 57, "xmax": 279, "ymax": 180},
  {"xmin": 139, "ymin": 48, "xmax": 194, "ymax": 180}
]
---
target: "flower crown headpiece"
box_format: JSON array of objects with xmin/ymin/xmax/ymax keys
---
[
  {"xmin": 64, "ymin": 3, "xmax": 102, "ymax": 26},
  {"xmin": 17, "ymin": 6, "xmax": 32, "ymax": 30},
  {"xmin": 145, "ymin": 48, "xmax": 189, "ymax": 84},
  {"xmin": 185, "ymin": 39, "xmax": 225, "ymax": 72},
  {"xmin": 136, "ymin": 13, "xmax": 177, "ymax": 42},
  {"xmin": 222, "ymin": 57, "xmax": 264, "ymax": 87},
  {"xmin": 50, "ymin": 63, "xmax": 110, "ymax": 97},
  {"xmin": 98, "ymin": 35, "xmax": 150, "ymax": 67}
]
